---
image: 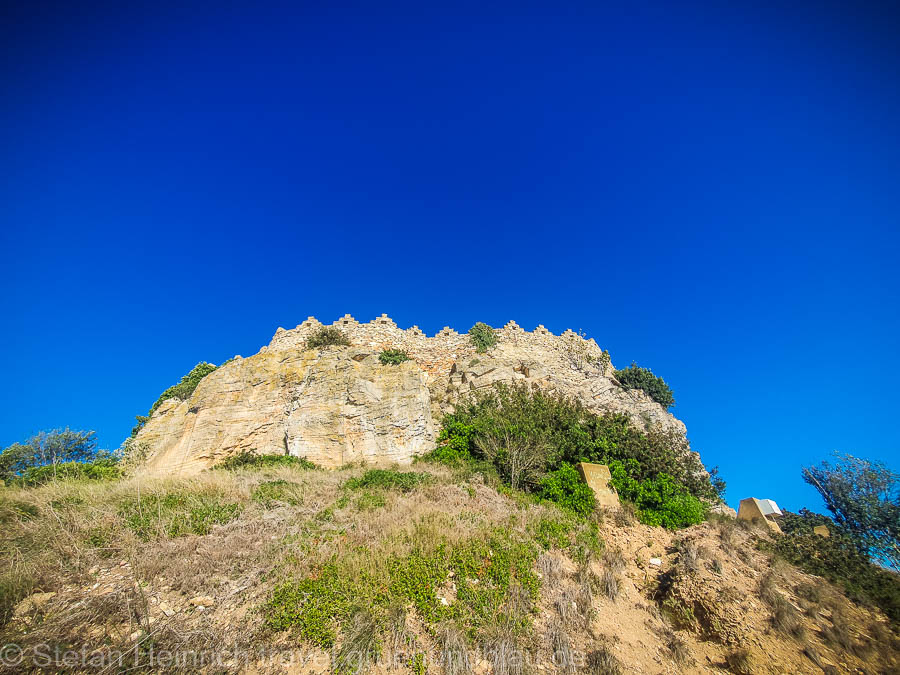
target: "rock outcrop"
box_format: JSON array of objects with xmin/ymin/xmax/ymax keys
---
[{"xmin": 136, "ymin": 315, "xmax": 688, "ymax": 474}]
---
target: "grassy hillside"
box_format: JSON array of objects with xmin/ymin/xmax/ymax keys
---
[{"xmin": 1, "ymin": 461, "xmax": 897, "ymax": 674}]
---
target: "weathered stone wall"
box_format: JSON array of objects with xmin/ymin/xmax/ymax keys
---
[{"xmin": 266, "ymin": 314, "xmax": 612, "ymax": 378}]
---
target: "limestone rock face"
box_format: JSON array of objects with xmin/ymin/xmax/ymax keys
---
[
  {"xmin": 138, "ymin": 347, "xmax": 435, "ymax": 473},
  {"xmin": 135, "ymin": 315, "xmax": 691, "ymax": 475}
]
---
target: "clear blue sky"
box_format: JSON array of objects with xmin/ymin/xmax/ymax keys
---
[{"xmin": 2, "ymin": 0, "xmax": 898, "ymax": 512}]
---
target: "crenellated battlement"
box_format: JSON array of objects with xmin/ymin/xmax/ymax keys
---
[{"xmin": 264, "ymin": 314, "xmax": 611, "ymax": 376}]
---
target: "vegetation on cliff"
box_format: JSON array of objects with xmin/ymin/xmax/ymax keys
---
[
  {"xmin": 468, "ymin": 322, "xmax": 497, "ymax": 353},
  {"xmin": 379, "ymin": 348, "xmax": 410, "ymax": 365},
  {"xmin": 428, "ymin": 382, "xmax": 720, "ymax": 528},
  {"xmin": 613, "ymin": 363, "xmax": 676, "ymax": 409},
  {"xmin": 306, "ymin": 326, "xmax": 351, "ymax": 348},
  {"xmin": 131, "ymin": 362, "xmax": 218, "ymax": 436}
]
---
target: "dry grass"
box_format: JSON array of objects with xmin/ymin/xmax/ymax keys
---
[
  {"xmin": 665, "ymin": 631, "xmax": 691, "ymax": 666},
  {"xmin": 548, "ymin": 620, "xmax": 575, "ymax": 674},
  {"xmin": 600, "ymin": 569, "xmax": 620, "ymax": 602},
  {"xmin": 585, "ymin": 644, "xmax": 622, "ymax": 675},
  {"xmin": 758, "ymin": 570, "xmax": 781, "ymax": 607},
  {"xmin": 724, "ymin": 647, "xmax": 752, "ymax": 674},
  {"xmin": 335, "ymin": 609, "xmax": 380, "ymax": 674},
  {"xmin": 770, "ymin": 596, "xmax": 805, "ymax": 639},
  {"xmin": 602, "ymin": 547, "xmax": 625, "ymax": 574},
  {"xmin": 436, "ymin": 623, "xmax": 471, "ymax": 675},
  {"xmin": 482, "ymin": 626, "xmax": 526, "ymax": 675},
  {"xmin": 537, "ymin": 553, "xmax": 563, "ymax": 589},
  {"xmin": 677, "ymin": 540, "xmax": 703, "ymax": 573}
]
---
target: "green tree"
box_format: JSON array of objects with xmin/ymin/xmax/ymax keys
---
[
  {"xmin": 0, "ymin": 429, "xmax": 101, "ymax": 482},
  {"xmin": 802, "ymin": 453, "xmax": 900, "ymax": 572},
  {"xmin": 613, "ymin": 363, "xmax": 675, "ymax": 408},
  {"xmin": 468, "ymin": 322, "xmax": 497, "ymax": 353}
]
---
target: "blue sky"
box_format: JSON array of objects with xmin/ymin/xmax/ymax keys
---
[{"xmin": 2, "ymin": 0, "xmax": 898, "ymax": 512}]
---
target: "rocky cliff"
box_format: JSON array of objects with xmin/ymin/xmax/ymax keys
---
[{"xmin": 136, "ymin": 315, "xmax": 688, "ymax": 474}]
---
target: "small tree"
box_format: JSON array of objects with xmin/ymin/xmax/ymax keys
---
[
  {"xmin": 0, "ymin": 428, "xmax": 101, "ymax": 482},
  {"xmin": 474, "ymin": 430, "xmax": 548, "ymax": 490},
  {"xmin": 306, "ymin": 327, "xmax": 351, "ymax": 349},
  {"xmin": 613, "ymin": 363, "xmax": 675, "ymax": 409},
  {"xmin": 802, "ymin": 453, "xmax": 899, "ymax": 572},
  {"xmin": 468, "ymin": 322, "xmax": 497, "ymax": 353}
]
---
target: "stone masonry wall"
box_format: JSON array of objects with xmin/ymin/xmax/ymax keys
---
[{"xmin": 265, "ymin": 314, "xmax": 613, "ymax": 378}]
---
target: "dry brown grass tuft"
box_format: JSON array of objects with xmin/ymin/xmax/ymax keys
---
[
  {"xmin": 757, "ymin": 570, "xmax": 781, "ymax": 607},
  {"xmin": 482, "ymin": 626, "xmax": 526, "ymax": 675},
  {"xmin": 602, "ymin": 547, "xmax": 625, "ymax": 574},
  {"xmin": 613, "ymin": 503, "xmax": 637, "ymax": 527},
  {"xmin": 334, "ymin": 609, "xmax": 380, "ymax": 674},
  {"xmin": 600, "ymin": 569, "xmax": 620, "ymax": 602},
  {"xmin": 436, "ymin": 623, "xmax": 471, "ymax": 675},
  {"xmin": 770, "ymin": 596, "xmax": 805, "ymax": 639},
  {"xmin": 677, "ymin": 541, "xmax": 703, "ymax": 573},
  {"xmin": 665, "ymin": 631, "xmax": 691, "ymax": 666},
  {"xmin": 585, "ymin": 644, "xmax": 623, "ymax": 675},
  {"xmin": 548, "ymin": 620, "xmax": 575, "ymax": 674},
  {"xmin": 822, "ymin": 610, "xmax": 855, "ymax": 653},
  {"xmin": 537, "ymin": 553, "xmax": 563, "ymax": 589},
  {"xmin": 724, "ymin": 647, "xmax": 753, "ymax": 674}
]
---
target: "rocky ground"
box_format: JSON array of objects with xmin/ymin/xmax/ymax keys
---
[{"xmin": 1, "ymin": 463, "xmax": 897, "ymax": 674}]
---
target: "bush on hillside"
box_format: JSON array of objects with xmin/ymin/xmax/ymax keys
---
[
  {"xmin": 614, "ymin": 363, "xmax": 675, "ymax": 409},
  {"xmin": 379, "ymin": 349, "xmax": 410, "ymax": 365},
  {"xmin": 468, "ymin": 322, "xmax": 497, "ymax": 353},
  {"xmin": 773, "ymin": 509, "xmax": 900, "ymax": 623},
  {"xmin": 429, "ymin": 382, "xmax": 721, "ymax": 525},
  {"xmin": 12, "ymin": 458, "xmax": 122, "ymax": 487},
  {"xmin": 539, "ymin": 463, "xmax": 596, "ymax": 515},
  {"xmin": 306, "ymin": 327, "xmax": 351, "ymax": 349},
  {"xmin": 215, "ymin": 450, "xmax": 318, "ymax": 471},
  {"xmin": 608, "ymin": 460, "xmax": 706, "ymax": 529},
  {"xmin": 132, "ymin": 362, "xmax": 218, "ymax": 436}
]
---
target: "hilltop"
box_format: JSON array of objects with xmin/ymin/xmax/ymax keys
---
[{"xmin": 132, "ymin": 316, "xmax": 688, "ymax": 475}]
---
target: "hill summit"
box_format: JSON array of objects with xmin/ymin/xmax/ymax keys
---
[{"xmin": 134, "ymin": 315, "xmax": 688, "ymax": 474}]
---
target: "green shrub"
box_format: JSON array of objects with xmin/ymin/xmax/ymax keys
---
[
  {"xmin": 531, "ymin": 513, "xmax": 575, "ymax": 550},
  {"xmin": 13, "ymin": 458, "xmax": 122, "ymax": 487},
  {"xmin": 266, "ymin": 528, "xmax": 539, "ymax": 646},
  {"xmin": 431, "ymin": 382, "xmax": 721, "ymax": 526},
  {"xmin": 355, "ymin": 491, "xmax": 387, "ymax": 511},
  {"xmin": 119, "ymin": 493, "xmax": 242, "ymax": 540},
  {"xmin": 306, "ymin": 327, "xmax": 351, "ymax": 348},
  {"xmin": 344, "ymin": 469, "xmax": 430, "ymax": 492},
  {"xmin": 252, "ymin": 480, "xmax": 303, "ymax": 507},
  {"xmin": 539, "ymin": 463, "xmax": 596, "ymax": 515},
  {"xmin": 773, "ymin": 509, "xmax": 900, "ymax": 623},
  {"xmin": 132, "ymin": 362, "xmax": 218, "ymax": 436},
  {"xmin": 215, "ymin": 450, "xmax": 318, "ymax": 471},
  {"xmin": 379, "ymin": 349, "xmax": 410, "ymax": 365},
  {"xmin": 468, "ymin": 322, "xmax": 497, "ymax": 353},
  {"xmin": 608, "ymin": 460, "xmax": 706, "ymax": 529},
  {"xmin": 613, "ymin": 363, "xmax": 675, "ymax": 409}
]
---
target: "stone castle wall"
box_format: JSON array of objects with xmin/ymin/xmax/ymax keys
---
[{"xmin": 264, "ymin": 314, "xmax": 612, "ymax": 377}]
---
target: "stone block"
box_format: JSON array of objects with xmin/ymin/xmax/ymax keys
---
[{"xmin": 577, "ymin": 462, "xmax": 620, "ymax": 510}]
